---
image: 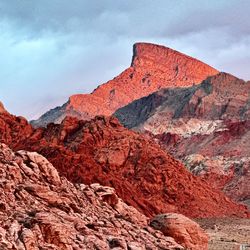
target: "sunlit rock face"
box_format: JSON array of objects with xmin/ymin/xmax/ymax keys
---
[
  {"xmin": 115, "ymin": 72, "xmax": 250, "ymax": 205},
  {"xmin": 31, "ymin": 42, "xmax": 218, "ymax": 127}
]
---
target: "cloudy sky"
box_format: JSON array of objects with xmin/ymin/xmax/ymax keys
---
[{"xmin": 0, "ymin": 0, "xmax": 250, "ymax": 119}]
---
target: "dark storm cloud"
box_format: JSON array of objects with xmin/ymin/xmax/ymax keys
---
[
  {"xmin": 0, "ymin": 0, "xmax": 249, "ymax": 118},
  {"xmin": 1, "ymin": 1, "xmax": 249, "ymax": 39}
]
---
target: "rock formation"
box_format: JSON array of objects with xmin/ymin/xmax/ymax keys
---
[
  {"xmin": 1, "ymin": 110, "xmax": 248, "ymax": 218},
  {"xmin": 0, "ymin": 112, "xmax": 33, "ymax": 148},
  {"xmin": 115, "ymin": 72, "xmax": 250, "ymax": 205},
  {"xmin": 0, "ymin": 143, "xmax": 186, "ymax": 250},
  {"xmin": 1, "ymin": 40, "xmax": 249, "ymax": 249},
  {"xmin": 31, "ymin": 42, "xmax": 218, "ymax": 127},
  {"xmin": 150, "ymin": 213, "xmax": 209, "ymax": 250}
]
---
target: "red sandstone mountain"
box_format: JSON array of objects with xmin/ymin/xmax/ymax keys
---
[
  {"xmin": 31, "ymin": 42, "xmax": 218, "ymax": 127},
  {"xmin": 0, "ymin": 111, "xmax": 248, "ymax": 218},
  {"xmin": 115, "ymin": 72, "xmax": 250, "ymax": 206}
]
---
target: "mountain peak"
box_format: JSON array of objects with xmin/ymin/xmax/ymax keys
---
[
  {"xmin": 131, "ymin": 42, "xmax": 218, "ymax": 75},
  {"xmin": 131, "ymin": 42, "xmax": 173, "ymax": 65},
  {"xmin": 32, "ymin": 42, "xmax": 219, "ymax": 127},
  {"xmin": 132, "ymin": 42, "xmax": 183, "ymax": 62}
]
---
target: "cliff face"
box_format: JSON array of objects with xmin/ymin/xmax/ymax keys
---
[
  {"xmin": 1, "ymin": 110, "xmax": 248, "ymax": 218},
  {"xmin": 115, "ymin": 73, "xmax": 250, "ymax": 204},
  {"xmin": 31, "ymin": 42, "xmax": 218, "ymax": 127}
]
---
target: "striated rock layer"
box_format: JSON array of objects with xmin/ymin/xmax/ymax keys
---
[
  {"xmin": 1, "ymin": 110, "xmax": 249, "ymax": 218},
  {"xmin": 31, "ymin": 42, "xmax": 218, "ymax": 127},
  {"xmin": 0, "ymin": 143, "xmax": 185, "ymax": 250},
  {"xmin": 115, "ymin": 72, "xmax": 250, "ymax": 204}
]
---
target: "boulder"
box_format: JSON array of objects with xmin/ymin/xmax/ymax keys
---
[{"xmin": 150, "ymin": 213, "xmax": 209, "ymax": 250}]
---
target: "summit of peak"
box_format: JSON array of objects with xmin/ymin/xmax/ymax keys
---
[
  {"xmin": 133, "ymin": 42, "xmax": 174, "ymax": 54},
  {"xmin": 131, "ymin": 42, "xmax": 175, "ymax": 66},
  {"xmin": 131, "ymin": 42, "xmax": 218, "ymax": 74},
  {"xmin": 33, "ymin": 42, "xmax": 219, "ymax": 127}
]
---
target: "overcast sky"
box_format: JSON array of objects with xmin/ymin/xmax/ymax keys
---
[{"xmin": 0, "ymin": 0, "xmax": 250, "ymax": 119}]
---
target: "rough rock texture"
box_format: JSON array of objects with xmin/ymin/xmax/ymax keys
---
[
  {"xmin": 115, "ymin": 73, "xmax": 250, "ymax": 204},
  {"xmin": 0, "ymin": 112, "xmax": 33, "ymax": 147},
  {"xmin": 150, "ymin": 213, "xmax": 209, "ymax": 250},
  {"xmin": 1, "ymin": 112, "xmax": 247, "ymax": 218},
  {"xmin": 0, "ymin": 143, "xmax": 185, "ymax": 250},
  {"xmin": 31, "ymin": 42, "xmax": 218, "ymax": 127}
]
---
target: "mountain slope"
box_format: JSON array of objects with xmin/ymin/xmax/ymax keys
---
[
  {"xmin": 31, "ymin": 42, "xmax": 218, "ymax": 127},
  {"xmin": 114, "ymin": 72, "xmax": 250, "ymax": 204},
  {"xmin": 1, "ymin": 109, "xmax": 248, "ymax": 218}
]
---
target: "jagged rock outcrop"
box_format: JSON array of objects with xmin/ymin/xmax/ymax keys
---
[
  {"xmin": 31, "ymin": 42, "xmax": 218, "ymax": 127},
  {"xmin": 0, "ymin": 143, "xmax": 185, "ymax": 250},
  {"xmin": 2, "ymin": 113, "xmax": 246, "ymax": 218},
  {"xmin": 1, "ymin": 103, "xmax": 249, "ymax": 218},
  {"xmin": 0, "ymin": 112, "xmax": 33, "ymax": 147},
  {"xmin": 115, "ymin": 73, "xmax": 250, "ymax": 204},
  {"xmin": 150, "ymin": 213, "xmax": 209, "ymax": 250}
]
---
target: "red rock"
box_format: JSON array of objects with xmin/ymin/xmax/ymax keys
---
[
  {"xmin": 0, "ymin": 104, "xmax": 248, "ymax": 218},
  {"xmin": 150, "ymin": 213, "xmax": 209, "ymax": 250},
  {"xmin": 32, "ymin": 42, "xmax": 218, "ymax": 127},
  {"xmin": 0, "ymin": 112, "xmax": 33, "ymax": 148},
  {"xmin": 0, "ymin": 143, "xmax": 184, "ymax": 249},
  {"xmin": 115, "ymin": 72, "xmax": 250, "ymax": 205},
  {"xmin": 8, "ymin": 115, "xmax": 249, "ymax": 218}
]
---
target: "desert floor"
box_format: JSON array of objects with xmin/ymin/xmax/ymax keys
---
[{"xmin": 196, "ymin": 218, "xmax": 250, "ymax": 250}]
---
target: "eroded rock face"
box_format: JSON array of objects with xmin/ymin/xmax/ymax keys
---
[
  {"xmin": 10, "ymin": 116, "xmax": 249, "ymax": 218},
  {"xmin": 0, "ymin": 107, "xmax": 248, "ymax": 218},
  {"xmin": 31, "ymin": 42, "xmax": 218, "ymax": 127},
  {"xmin": 115, "ymin": 73, "xmax": 250, "ymax": 204},
  {"xmin": 150, "ymin": 213, "xmax": 209, "ymax": 250},
  {"xmin": 0, "ymin": 143, "xmax": 184, "ymax": 250},
  {"xmin": 0, "ymin": 112, "xmax": 33, "ymax": 147}
]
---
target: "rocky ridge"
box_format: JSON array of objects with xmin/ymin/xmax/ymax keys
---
[
  {"xmin": 31, "ymin": 42, "xmax": 218, "ymax": 127},
  {"xmin": 0, "ymin": 110, "xmax": 248, "ymax": 218},
  {"xmin": 114, "ymin": 72, "xmax": 250, "ymax": 204}
]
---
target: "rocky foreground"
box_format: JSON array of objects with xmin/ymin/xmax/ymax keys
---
[{"xmin": 0, "ymin": 143, "xmax": 212, "ymax": 250}]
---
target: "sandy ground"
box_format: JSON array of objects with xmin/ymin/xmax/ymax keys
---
[{"xmin": 196, "ymin": 218, "xmax": 250, "ymax": 250}]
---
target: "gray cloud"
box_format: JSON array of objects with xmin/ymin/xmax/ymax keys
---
[{"xmin": 0, "ymin": 0, "xmax": 249, "ymax": 119}]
